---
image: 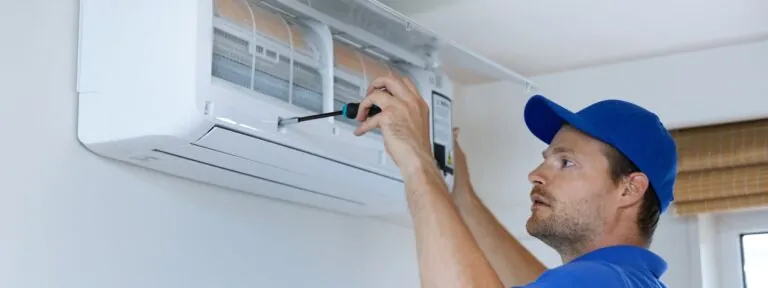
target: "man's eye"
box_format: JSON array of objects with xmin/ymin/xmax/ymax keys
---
[{"xmin": 561, "ymin": 159, "xmax": 575, "ymax": 168}]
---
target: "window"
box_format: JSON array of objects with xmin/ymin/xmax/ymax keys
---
[{"xmin": 741, "ymin": 232, "xmax": 768, "ymax": 288}]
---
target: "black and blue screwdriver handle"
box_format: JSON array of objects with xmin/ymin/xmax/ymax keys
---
[
  {"xmin": 277, "ymin": 87, "xmax": 391, "ymax": 127},
  {"xmin": 342, "ymin": 102, "xmax": 381, "ymax": 120},
  {"xmin": 342, "ymin": 86, "xmax": 389, "ymax": 119}
]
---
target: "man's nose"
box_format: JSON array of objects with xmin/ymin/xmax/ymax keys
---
[{"xmin": 528, "ymin": 166, "xmax": 546, "ymax": 186}]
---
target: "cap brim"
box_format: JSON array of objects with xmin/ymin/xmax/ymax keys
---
[{"xmin": 524, "ymin": 95, "xmax": 606, "ymax": 145}]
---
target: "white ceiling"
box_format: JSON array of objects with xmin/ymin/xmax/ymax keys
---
[{"xmin": 380, "ymin": 0, "xmax": 768, "ymax": 77}]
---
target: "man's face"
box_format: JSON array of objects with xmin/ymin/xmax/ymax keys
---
[{"xmin": 526, "ymin": 125, "xmax": 620, "ymax": 250}]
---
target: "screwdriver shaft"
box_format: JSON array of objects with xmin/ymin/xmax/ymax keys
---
[
  {"xmin": 278, "ymin": 111, "xmax": 342, "ymax": 127},
  {"xmin": 277, "ymin": 103, "xmax": 381, "ymax": 128},
  {"xmin": 297, "ymin": 111, "xmax": 342, "ymax": 122}
]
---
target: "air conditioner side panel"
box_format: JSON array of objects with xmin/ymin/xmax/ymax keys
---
[{"xmin": 77, "ymin": 0, "xmax": 209, "ymax": 147}]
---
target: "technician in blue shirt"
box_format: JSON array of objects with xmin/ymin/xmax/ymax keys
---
[{"xmin": 353, "ymin": 76, "xmax": 676, "ymax": 288}]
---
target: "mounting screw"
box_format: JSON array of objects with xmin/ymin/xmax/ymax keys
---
[{"xmin": 204, "ymin": 101, "xmax": 214, "ymax": 115}]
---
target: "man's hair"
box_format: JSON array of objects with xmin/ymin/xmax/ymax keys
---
[{"xmin": 603, "ymin": 145, "xmax": 661, "ymax": 246}]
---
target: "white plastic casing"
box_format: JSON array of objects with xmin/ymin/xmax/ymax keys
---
[{"xmin": 77, "ymin": 0, "xmax": 526, "ymax": 216}]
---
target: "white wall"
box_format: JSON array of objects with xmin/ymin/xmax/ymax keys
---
[
  {"xmin": 528, "ymin": 39, "xmax": 768, "ymax": 130},
  {"xmin": 0, "ymin": 1, "xmax": 420, "ymax": 288},
  {"xmin": 6, "ymin": 1, "xmax": 766, "ymax": 287},
  {"xmin": 455, "ymin": 39, "xmax": 768, "ymax": 287}
]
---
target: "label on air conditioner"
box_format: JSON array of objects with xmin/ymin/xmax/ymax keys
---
[{"xmin": 431, "ymin": 91, "xmax": 453, "ymax": 176}]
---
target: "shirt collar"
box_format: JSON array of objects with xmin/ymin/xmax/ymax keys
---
[{"xmin": 570, "ymin": 245, "xmax": 667, "ymax": 278}]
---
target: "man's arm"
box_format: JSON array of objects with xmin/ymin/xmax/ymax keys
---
[
  {"xmin": 403, "ymin": 150, "xmax": 504, "ymax": 288},
  {"xmin": 353, "ymin": 76, "xmax": 504, "ymax": 288},
  {"xmin": 452, "ymin": 128, "xmax": 548, "ymax": 288}
]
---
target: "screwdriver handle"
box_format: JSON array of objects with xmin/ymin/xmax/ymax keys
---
[{"xmin": 342, "ymin": 103, "xmax": 381, "ymax": 120}]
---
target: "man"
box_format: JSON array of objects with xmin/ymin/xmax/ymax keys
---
[{"xmin": 354, "ymin": 76, "xmax": 677, "ymax": 288}]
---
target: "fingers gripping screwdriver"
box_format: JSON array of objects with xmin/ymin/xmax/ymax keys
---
[{"xmin": 277, "ymin": 103, "xmax": 382, "ymax": 127}]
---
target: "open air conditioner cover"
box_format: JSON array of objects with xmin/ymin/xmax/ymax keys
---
[{"xmin": 256, "ymin": 0, "xmax": 534, "ymax": 87}]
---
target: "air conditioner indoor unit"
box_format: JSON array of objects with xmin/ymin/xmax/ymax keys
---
[{"xmin": 76, "ymin": 0, "xmax": 533, "ymax": 216}]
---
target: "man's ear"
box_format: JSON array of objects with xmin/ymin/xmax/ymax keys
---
[{"xmin": 619, "ymin": 172, "xmax": 649, "ymax": 208}]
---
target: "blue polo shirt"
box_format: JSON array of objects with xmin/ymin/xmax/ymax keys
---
[{"xmin": 513, "ymin": 245, "xmax": 668, "ymax": 288}]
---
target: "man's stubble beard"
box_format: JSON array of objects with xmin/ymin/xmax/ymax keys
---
[{"xmin": 526, "ymin": 194, "xmax": 604, "ymax": 261}]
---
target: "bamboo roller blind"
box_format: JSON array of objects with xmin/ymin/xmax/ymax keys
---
[{"xmin": 670, "ymin": 118, "xmax": 768, "ymax": 215}]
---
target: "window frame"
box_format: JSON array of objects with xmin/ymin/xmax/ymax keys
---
[
  {"xmin": 739, "ymin": 231, "xmax": 768, "ymax": 288},
  {"xmin": 716, "ymin": 210, "xmax": 768, "ymax": 288}
]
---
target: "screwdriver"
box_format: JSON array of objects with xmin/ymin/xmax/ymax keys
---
[{"xmin": 277, "ymin": 102, "xmax": 382, "ymax": 127}]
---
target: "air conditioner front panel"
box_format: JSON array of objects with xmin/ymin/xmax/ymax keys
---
[
  {"xmin": 163, "ymin": 141, "xmax": 394, "ymax": 206},
  {"xmin": 194, "ymin": 126, "xmax": 403, "ymax": 203},
  {"xmin": 139, "ymin": 146, "xmax": 376, "ymax": 215}
]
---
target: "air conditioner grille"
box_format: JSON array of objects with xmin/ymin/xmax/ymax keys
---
[
  {"xmin": 213, "ymin": 28, "xmax": 252, "ymax": 66},
  {"xmin": 212, "ymin": 28, "xmax": 323, "ymax": 114}
]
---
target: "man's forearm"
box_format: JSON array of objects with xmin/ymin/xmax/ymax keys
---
[
  {"xmin": 402, "ymin": 153, "xmax": 503, "ymax": 288},
  {"xmin": 453, "ymin": 184, "xmax": 547, "ymax": 287}
]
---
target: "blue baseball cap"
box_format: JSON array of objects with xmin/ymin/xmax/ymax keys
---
[{"xmin": 523, "ymin": 95, "xmax": 678, "ymax": 213}]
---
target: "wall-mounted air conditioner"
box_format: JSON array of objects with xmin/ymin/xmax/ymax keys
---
[{"xmin": 76, "ymin": 0, "xmax": 533, "ymax": 216}]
